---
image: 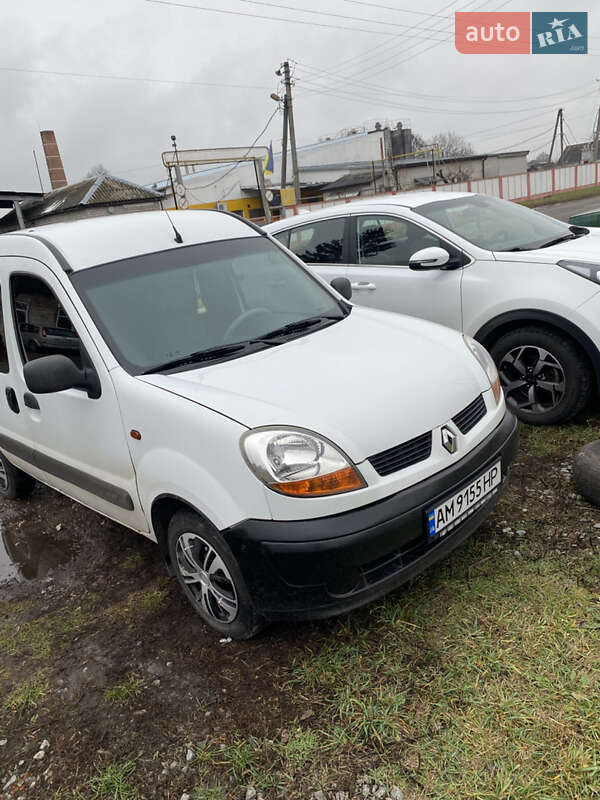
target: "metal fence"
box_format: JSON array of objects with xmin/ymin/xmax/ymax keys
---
[{"xmin": 283, "ymin": 161, "xmax": 600, "ymax": 218}]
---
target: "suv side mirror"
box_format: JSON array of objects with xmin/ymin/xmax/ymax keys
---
[
  {"xmin": 24, "ymin": 355, "xmax": 101, "ymax": 399},
  {"xmin": 409, "ymin": 246, "xmax": 450, "ymax": 270},
  {"xmin": 330, "ymin": 277, "xmax": 352, "ymax": 300}
]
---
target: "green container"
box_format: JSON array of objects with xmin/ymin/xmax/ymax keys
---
[{"xmin": 568, "ymin": 209, "xmax": 600, "ymax": 227}]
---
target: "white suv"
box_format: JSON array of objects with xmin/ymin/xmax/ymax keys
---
[
  {"xmin": 0, "ymin": 210, "xmax": 517, "ymax": 637},
  {"xmin": 266, "ymin": 192, "xmax": 600, "ymax": 425}
]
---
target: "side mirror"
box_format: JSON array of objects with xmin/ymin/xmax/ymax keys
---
[
  {"xmin": 330, "ymin": 277, "xmax": 352, "ymax": 301},
  {"xmin": 24, "ymin": 355, "xmax": 101, "ymax": 399},
  {"xmin": 409, "ymin": 246, "xmax": 450, "ymax": 271}
]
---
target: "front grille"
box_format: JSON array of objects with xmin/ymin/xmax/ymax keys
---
[
  {"xmin": 452, "ymin": 394, "xmax": 486, "ymax": 434},
  {"xmin": 368, "ymin": 431, "xmax": 432, "ymax": 477}
]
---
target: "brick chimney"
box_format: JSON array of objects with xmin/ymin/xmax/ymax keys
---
[{"xmin": 40, "ymin": 130, "xmax": 67, "ymax": 190}]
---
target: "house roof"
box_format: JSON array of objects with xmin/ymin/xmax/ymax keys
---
[
  {"xmin": 0, "ymin": 174, "xmax": 162, "ymax": 229},
  {"xmin": 321, "ymin": 171, "xmax": 381, "ymax": 192}
]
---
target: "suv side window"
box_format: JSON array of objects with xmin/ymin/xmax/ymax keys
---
[
  {"xmin": 10, "ymin": 275, "xmax": 82, "ymax": 367},
  {"xmin": 272, "ymin": 230, "xmax": 290, "ymax": 248},
  {"xmin": 288, "ymin": 218, "xmax": 345, "ymax": 264},
  {"xmin": 0, "ymin": 289, "xmax": 9, "ymax": 373},
  {"xmin": 356, "ymin": 215, "xmax": 448, "ymax": 266}
]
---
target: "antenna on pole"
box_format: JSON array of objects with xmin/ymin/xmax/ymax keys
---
[{"xmin": 32, "ymin": 149, "xmax": 44, "ymax": 193}]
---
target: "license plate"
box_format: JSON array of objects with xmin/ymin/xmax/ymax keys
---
[{"xmin": 426, "ymin": 460, "xmax": 502, "ymax": 540}]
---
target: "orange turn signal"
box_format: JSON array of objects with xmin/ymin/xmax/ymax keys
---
[
  {"xmin": 492, "ymin": 376, "xmax": 502, "ymax": 405},
  {"xmin": 271, "ymin": 465, "xmax": 364, "ymax": 497}
]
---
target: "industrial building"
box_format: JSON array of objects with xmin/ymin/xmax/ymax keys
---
[{"xmin": 154, "ymin": 121, "xmax": 529, "ymax": 219}]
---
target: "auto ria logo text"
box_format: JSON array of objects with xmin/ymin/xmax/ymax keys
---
[{"xmin": 455, "ymin": 11, "xmax": 588, "ymax": 55}]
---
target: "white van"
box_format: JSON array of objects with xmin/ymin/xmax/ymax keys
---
[{"xmin": 0, "ymin": 211, "xmax": 518, "ymax": 637}]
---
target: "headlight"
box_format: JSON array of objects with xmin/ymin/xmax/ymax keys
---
[
  {"xmin": 463, "ymin": 335, "xmax": 502, "ymax": 405},
  {"xmin": 558, "ymin": 260, "xmax": 600, "ymax": 284},
  {"xmin": 241, "ymin": 427, "xmax": 365, "ymax": 497}
]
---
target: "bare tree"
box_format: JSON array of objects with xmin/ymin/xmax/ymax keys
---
[
  {"xmin": 431, "ymin": 130, "xmax": 475, "ymax": 158},
  {"xmin": 86, "ymin": 164, "xmax": 110, "ymax": 178},
  {"xmin": 529, "ymin": 150, "xmax": 550, "ymax": 163}
]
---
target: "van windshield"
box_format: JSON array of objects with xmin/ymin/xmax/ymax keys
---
[{"xmin": 71, "ymin": 236, "xmax": 347, "ymax": 375}]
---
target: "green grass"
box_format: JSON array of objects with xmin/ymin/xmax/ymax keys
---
[
  {"xmin": 192, "ymin": 787, "xmax": 227, "ymax": 800},
  {"xmin": 288, "ymin": 553, "xmax": 600, "ymax": 799},
  {"xmin": 104, "ymin": 675, "xmax": 146, "ymax": 705},
  {"xmin": 519, "ymin": 184, "xmax": 600, "ymax": 209},
  {"xmin": 190, "ymin": 729, "xmax": 324, "ymax": 794},
  {"xmin": 0, "ymin": 605, "xmax": 88, "ymax": 659},
  {"xmin": 2, "ymin": 673, "xmax": 49, "ymax": 713},
  {"xmin": 88, "ymin": 761, "xmax": 139, "ymax": 800},
  {"xmin": 520, "ymin": 416, "xmax": 599, "ymax": 457},
  {"xmin": 120, "ymin": 553, "xmax": 145, "ymax": 573}
]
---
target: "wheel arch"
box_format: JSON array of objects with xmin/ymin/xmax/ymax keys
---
[
  {"xmin": 151, "ymin": 493, "xmax": 218, "ymax": 573},
  {"xmin": 474, "ymin": 309, "xmax": 600, "ymax": 389}
]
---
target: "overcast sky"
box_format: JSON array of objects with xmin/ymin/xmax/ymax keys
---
[{"xmin": 2, "ymin": 0, "xmax": 598, "ymax": 192}]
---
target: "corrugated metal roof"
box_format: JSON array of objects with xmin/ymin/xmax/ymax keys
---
[{"xmin": 0, "ymin": 174, "xmax": 162, "ymax": 228}]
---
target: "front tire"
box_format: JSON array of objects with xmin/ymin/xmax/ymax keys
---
[
  {"xmin": 167, "ymin": 510, "xmax": 262, "ymax": 639},
  {"xmin": 490, "ymin": 326, "xmax": 592, "ymax": 425},
  {"xmin": 0, "ymin": 451, "xmax": 36, "ymax": 500}
]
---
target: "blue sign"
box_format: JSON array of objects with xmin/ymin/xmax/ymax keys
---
[{"xmin": 532, "ymin": 12, "xmax": 588, "ymax": 54}]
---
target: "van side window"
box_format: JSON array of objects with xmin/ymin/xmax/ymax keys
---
[
  {"xmin": 356, "ymin": 215, "xmax": 446, "ymax": 266},
  {"xmin": 0, "ymin": 289, "xmax": 9, "ymax": 373},
  {"xmin": 288, "ymin": 218, "xmax": 345, "ymax": 264},
  {"xmin": 10, "ymin": 276, "xmax": 81, "ymax": 367}
]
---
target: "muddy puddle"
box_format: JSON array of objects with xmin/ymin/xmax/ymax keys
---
[{"xmin": 0, "ymin": 518, "xmax": 74, "ymax": 584}]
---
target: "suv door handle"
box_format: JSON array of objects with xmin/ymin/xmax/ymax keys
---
[
  {"xmin": 5, "ymin": 387, "xmax": 20, "ymax": 414},
  {"xmin": 351, "ymin": 281, "xmax": 376, "ymax": 291}
]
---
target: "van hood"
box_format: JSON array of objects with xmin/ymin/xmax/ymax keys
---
[
  {"xmin": 493, "ymin": 228, "xmax": 600, "ymax": 264},
  {"xmin": 139, "ymin": 308, "xmax": 490, "ymax": 462}
]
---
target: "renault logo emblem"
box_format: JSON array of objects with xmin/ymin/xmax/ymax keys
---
[{"xmin": 441, "ymin": 426, "xmax": 458, "ymax": 454}]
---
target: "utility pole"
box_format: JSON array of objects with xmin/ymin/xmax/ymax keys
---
[
  {"xmin": 282, "ymin": 61, "xmax": 301, "ymax": 204},
  {"xmin": 548, "ymin": 108, "xmax": 563, "ymax": 164},
  {"xmin": 559, "ymin": 108, "xmax": 565, "ymax": 162},
  {"xmin": 281, "ymin": 95, "xmax": 289, "ymax": 189},
  {"xmin": 593, "ymin": 107, "xmax": 600, "ymax": 162}
]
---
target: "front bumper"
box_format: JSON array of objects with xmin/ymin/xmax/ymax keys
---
[{"xmin": 225, "ymin": 410, "xmax": 519, "ymax": 622}]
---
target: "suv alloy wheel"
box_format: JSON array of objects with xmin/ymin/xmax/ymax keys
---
[{"xmin": 490, "ymin": 326, "xmax": 592, "ymax": 425}]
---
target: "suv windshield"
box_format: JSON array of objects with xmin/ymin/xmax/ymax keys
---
[
  {"xmin": 71, "ymin": 236, "xmax": 346, "ymax": 374},
  {"xmin": 415, "ymin": 194, "xmax": 585, "ymax": 252}
]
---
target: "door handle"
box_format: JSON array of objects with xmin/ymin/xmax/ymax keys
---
[
  {"xmin": 350, "ymin": 281, "xmax": 376, "ymax": 291},
  {"xmin": 5, "ymin": 387, "xmax": 20, "ymax": 414},
  {"xmin": 24, "ymin": 392, "xmax": 40, "ymax": 410}
]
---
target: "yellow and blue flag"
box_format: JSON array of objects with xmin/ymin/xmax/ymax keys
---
[{"xmin": 263, "ymin": 141, "xmax": 274, "ymax": 175}]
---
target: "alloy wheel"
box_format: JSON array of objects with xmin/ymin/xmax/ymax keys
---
[
  {"xmin": 175, "ymin": 532, "xmax": 238, "ymax": 622},
  {"xmin": 499, "ymin": 344, "xmax": 566, "ymax": 413}
]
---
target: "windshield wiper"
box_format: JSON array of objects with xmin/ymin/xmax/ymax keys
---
[
  {"xmin": 538, "ymin": 227, "xmax": 589, "ymax": 249},
  {"xmin": 257, "ymin": 314, "xmax": 344, "ymax": 341},
  {"xmin": 142, "ymin": 314, "xmax": 346, "ymax": 374},
  {"xmin": 538, "ymin": 233, "xmax": 579, "ymax": 248},
  {"xmin": 142, "ymin": 342, "xmax": 254, "ymax": 374}
]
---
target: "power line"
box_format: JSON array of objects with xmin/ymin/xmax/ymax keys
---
[
  {"xmin": 295, "ymin": 61, "xmax": 591, "ymax": 105},
  {"xmin": 343, "ymin": 0, "xmax": 452, "ymax": 18},
  {"xmin": 309, "ymin": 0, "xmax": 460, "ymax": 78},
  {"xmin": 295, "ymin": 79, "xmax": 597, "ymax": 117},
  {"xmin": 144, "ymin": 0, "xmax": 442, "ymax": 37},
  {"xmin": 184, "ymin": 107, "xmax": 279, "ymax": 199},
  {"xmin": 237, "ymin": 0, "xmax": 454, "ymax": 38},
  {"xmin": 0, "ymin": 65, "xmax": 272, "ymax": 90},
  {"xmin": 340, "ymin": 0, "xmax": 510, "ymax": 82}
]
